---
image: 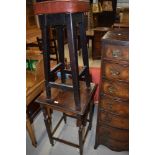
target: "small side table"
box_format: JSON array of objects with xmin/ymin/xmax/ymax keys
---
[{"xmin": 36, "ymin": 81, "xmax": 97, "ymax": 155}]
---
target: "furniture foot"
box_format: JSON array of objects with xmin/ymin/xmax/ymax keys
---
[
  {"xmin": 26, "ymin": 116, "xmax": 37, "ymax": 147},
  {"xmin": 63, "ymin": 113, "xmax": 67, "ymax": 124},
  {"xmin": 94, "ymin": 142, "xmax": 99, "ymax": 150},
  {"xmin": 79, "ymin": 125, "xmax": 84, "ymax": 155},
  {"xmin": 41, "ymin": 105, "xmax": 54, "ymax": 146}
]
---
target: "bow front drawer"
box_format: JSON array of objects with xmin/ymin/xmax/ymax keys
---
[
  {"xmin": 102, "ymin": 62, "xmax": 129, "ymax": 82},
  {"xmin": 99, "ymin": 111, "xmax": 129, "ymax": 129},
  {"xmin": 102, "ymin": 44, "xmax": 129, "ymax": 62},
  {"xmin": 101, "ymin": 80, "xmax": 129, "ymax": 99},
  {"xmin": 98, "ymin": 125, "xmax": 129, "ymax": 142},
  {"xmin": 99, "ymin": 95, "xmax": 129, "ymax": 117}
]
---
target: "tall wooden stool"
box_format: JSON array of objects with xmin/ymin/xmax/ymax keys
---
[{"xmin": 34, "ymin": 1, "xmax": 97, "ymax": 155}]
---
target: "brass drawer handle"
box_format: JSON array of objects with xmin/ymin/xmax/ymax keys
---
[
  {"xmin": 110, "ymin": 68, "xmax": 120, "ymax": 76},
  {"xmin": 108, "ymin": 86, "xmax": 115, "ymax": 94},
  {"xmin": 112, "ymin": 49, "xmax": 121, "ymax": 58},
  {"xmin": 108, "ymin": 102, "xmax": 113, "ymax": 110}
]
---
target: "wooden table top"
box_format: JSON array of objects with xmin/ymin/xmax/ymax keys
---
[{"xmin": 36, "ymin": 80, "xmax": 97, "ymax": 116}]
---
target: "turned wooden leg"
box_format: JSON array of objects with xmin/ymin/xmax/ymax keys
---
[
  {"xmin": 41, "ymin": 105, "xmax": 54, "ymax": 146},
  {"xmin": 26, "ymin": 114, "xmax": 37, "ymax": 147},
  {"xmin": 47, "ymin": 107, "xmax": 52, "ymax": 126},
  {"xmin": 79, "ymin": 125, "xmax": 84, "ymax": 155}
]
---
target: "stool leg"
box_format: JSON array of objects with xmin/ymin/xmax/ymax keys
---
[
  {"xmin": 57, "ymin": 26, "xmax": 66, "ymax": 83},
  {"xmin": 66, "ymin": 13, "xmax": 80, "ymax": 109},
  {"xmin": 88, "ymin": 101, "xmax": 94, "ymax": 130},
  {"xmin": 51, "ymin": 28, "xmax": 59, "ymax": 63},
  {"xmin": 41, "ymin": 20, "xmax": 52, "ymax": 99},
  {"xmin": 79, "ymin": 125, "xmax": 84, "ymax": 155},
  {"xmin": 40, "ymin": 105, "xmax": 54, "ymax": 146},
  {"xmin": 79, "ymin": 13, "xmax": 90, "ymax": 88}
]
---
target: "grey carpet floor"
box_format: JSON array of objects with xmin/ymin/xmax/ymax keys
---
[{"xmin": 26, "ymin": 104, "xmax": 129, "ymax": 155}]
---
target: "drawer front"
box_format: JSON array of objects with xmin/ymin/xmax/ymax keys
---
[
  {"xmin": 102, "ymin": 62, "xmax": 129, "ymax": 82},
  {"xmin": 98, "ymin": 125, "xmax": 129, "ymax": 142},
  {"xmin": 103, "ymin": 44, "xmax": 129, "ymax": 61},
  {"xmin": 99, "ymin": 111, "xmax": 129, "ymax": 129},
  {"xmin": 98, "ymin": 134, "xmax": 129, "ymax": 151},
  {"xmin": 100, "ymin": 96, "xmax": 129, "ymax": 117},
  {"xmin": 102, "ymin": 80, "xmax": 129, "ymax": 99}
]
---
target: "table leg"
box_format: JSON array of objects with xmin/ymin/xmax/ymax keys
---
[
  {"xmin": 41, "ymin": 105, "xmax": 54, "ymax": 146},
  {"xmin": 26, "ymin": 114, "xmax": 37, "ymax": 147},
  {"xmin": 79, "ymin": 125, "xmax": 84, "ymax": 155}
]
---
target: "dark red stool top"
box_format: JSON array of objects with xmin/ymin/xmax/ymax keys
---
[{"xmin": 33, "ymin": 0, "xmax": 89, "ymax": 15}]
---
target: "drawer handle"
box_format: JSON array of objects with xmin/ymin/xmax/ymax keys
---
[
  {"xmin": 108, "ymin": 87, "xmax": 116, "ymax": 94},
  {"xmin": 108, "ymin": 102, "xmax": 113, "ymax": 110},
  {"xmin": 112, "ymin": 49, "xmax": 121, "ymax": 58},
  {"xmin": 110, "ymin": 68, "xmax": 120, "ymax": 76}
]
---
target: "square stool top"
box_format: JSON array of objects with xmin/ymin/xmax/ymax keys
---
[{"xmin": 33, "ymin": 0, "xmax": 89, "ymax": 15}]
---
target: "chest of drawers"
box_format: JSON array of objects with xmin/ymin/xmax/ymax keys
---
[{"xmin": 94, "ymin": 30, "xmax": 129, "ymax": 151}]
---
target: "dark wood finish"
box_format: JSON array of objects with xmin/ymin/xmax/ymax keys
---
[
  {"xmin": 95, "ymin": 29, "xmax": 129, "ymax": 151},
  {"xmin": 102, "ymin": 44, "xmax": 129, "ymax": 62},
  {"xmin": 100, "ymin": 95, "xmax": 129, "ymax": 117},
  {"xmin": 97, "ymin": 135, "xmax": 129, "ymax": 151},
  {"xmin": 98, "ymin": 125, "xmax": 129, "ymax": 142},
  {"xmin": 92, "ymin": 27, "xmax": 111, "ymax": 59},
  {"xmin": 102, "ymin": 62, "xmax": 129, "ymax": 82},
  {"xmin": 33, "ymin": 1, "xmax": 97, "ymax": 154},
  {"xmin": 36, "ymin": 82, "xmax": 97, "ymax": 155},
  {"xmin": 66, "ymin": 13, "xmax": 81, "ymax": 108},
  {"xmin": 37, "ymin": 12, "xmax": 92, "ymax": 108},
  {"xmin": 36, "ymin": 81, "xmax": 97, "ymax": 116},
  {"xmin": 99, "ymin": 111, "xmax": 129, "ymax": 129},
  {"xmin": 37, "ymin": 35, "xmax": 59, "ymax": 63},
  {"xmin": 101, "ymin": 79, "xmax": 129, "ymax": 99}
]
